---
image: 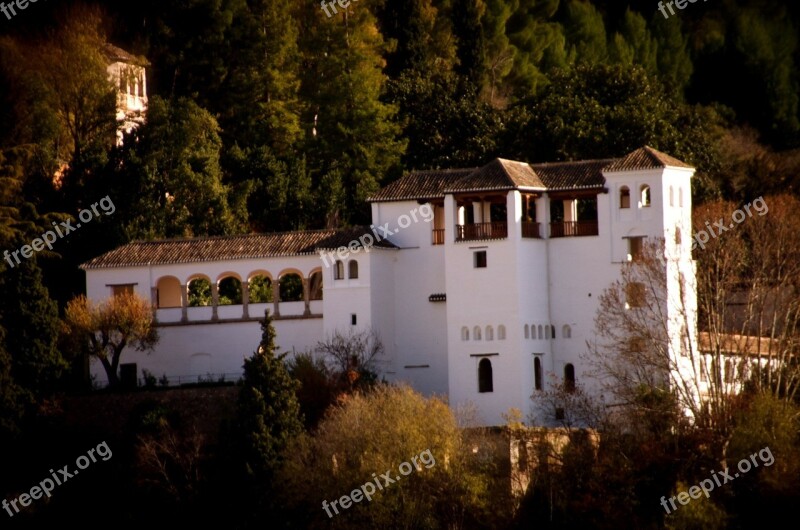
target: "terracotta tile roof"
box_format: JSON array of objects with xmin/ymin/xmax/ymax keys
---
[
  {"xmin": 81, "ymin": 228, "xmax": 397, "ymax": 269},
  {"xmin": 444, "ymin": 158, "xmax": 546, "ymax": 193},
  {"xmin": 368, "ymin": 168, "xmax": 475, "ymax": 202},
  {"xmin": 371, "ymin": 147, "xmax": 692, "ymax": 202},
  {"xmin": 103, "ymin": 43, "xmax": 149, "ymax": 66},
  {"xmin": 605, "ymin": 146, "xmax": 692, "ymax": 172},
  {"xmin": 530, "ymin": 159, "xmax": 613, "ymax": 190}
]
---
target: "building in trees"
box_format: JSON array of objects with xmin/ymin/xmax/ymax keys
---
[
  {"xmin": 82, "ymin": 146, "xmax": 704, "ymax": 425},
  {"xmin": 104, "ymin": 43, "xmax": 149, "ymax": 144}
]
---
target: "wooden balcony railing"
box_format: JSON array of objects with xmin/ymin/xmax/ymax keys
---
[
  {"xmin": 455, "ymin": 222, "xmax": 507, "ymax": 241},
  {"xmin": 521, "ymin": 222, "xmax": 542, "ymax": 239},
  {"xmin": 432, "ymin": 229, "xmax": 445, "ymax": 245},
  {"xmin": 549, "ymin": 221, "xmax": 599, "ymax": 238}
]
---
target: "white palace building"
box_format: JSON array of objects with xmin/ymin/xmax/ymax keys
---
[{"xmin": 82, "ymin": 146, "xmax": 698, "ymax": 425}]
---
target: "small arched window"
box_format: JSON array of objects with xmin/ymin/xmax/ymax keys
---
[
  {"xmin": 334, "ymin": 260, "xmax": 345, "ymax": 280},
  {"xmin": 473, "ymin": 326, "xmax": 482, "ymax": 341},
  {"xmin": 498, "ymin": 325, "xmax": 506, "ymax": 340},
  {"xmin": 545, "ymin": 326, "xmax": 550, "ymax": 339},
  {"xmin": 478, "ymin": 358, "xmax": 493, "ymax": 393},
  {"xmin": 524, "ymin": 324, "xmax": 530, "ymax": 339},
  {"xmin": 669, "ymin": 186, "xmax": 674, "ymax": 207},
  {"xmin": 620, "ymin": 186, "xmax": 630, "ymax": 209},
  {"xmin": 675, "ymin": 227, "xmax": 682, "ymax": 245},
  {"xmin": 486, "ymin": 326, "xmax": 494, "ymax": 341},
  {"xmin": 537, "ymin": 325, "xmax": 543, "ymax": 339},
  {"xmin": 562, "ymin": 325, "xmax": 571, "ymax": 339},
  {"xmin": 640, "ymin": 185, "xmax": 651, "ymax": 207},
  {"xmin": 564, "ymin": 363, "xmax": 576, "ymax": 393},
  {"xmin": 678, "ymin": 187, "xmax": 683, "ymax": 207},
  {"xmin": 348, "ymin": 260, "xmax": 359, "ymax": 279},
  {"xmin": 461, "ymin": 326, "xmax": 469, "ymax": 341},
  {"xmin": 551, "ymin": 325, "xmax": 556, "ymax": 339},
  {"xmin": 534, "ymin": 357, "xmax": 542, "ymax": 391}
]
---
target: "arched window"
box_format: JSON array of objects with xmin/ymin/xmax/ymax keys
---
[
  {"xmin": 156, "ymin": 276, "xmax": 181, "ymax": 308},
  {"xmin": 620, "ymin": 186, "xmax": 630, "ymax": 209},
  {"xmin": 486, "ymin": 326, "xmax": 494, "ymax": 341},
  {"xmin": 534, "ymin": 357, "xmax": 542, "ymax": 391},
  {"xmin": 537, "ymin": 325, "xmax": 543, "ymax": 339},
  {"xmin": 675, "ymin": 227, "xmax": 682, "ymax": 245},
  {"xmin": 562, "ymin": 325, "xmax": 571, "ymax": 339},
  {"xmin": 348, "ymin": 260, "xmax": 359, "ymax": 279},
  {"xmin": 187, "ymin": 277, "xmax": 212, "ymax": 307},
  {"xmin": 473, "ymin": 326, "xmax": 482, "ymax": 340},
  {"xmin": 309, "ymin": 271, "xmax": 323, "ymax": 300},
  {"xmin": 279, "ymin": 273, "xmax": 304, "ymax": 302},
  {"xmin": 551, "ymin": 325, "xmax": 556, "ymax": 339},
  {"xmin": 334, "ymin": 260, "xmax": 345, "ymax": 280},
  {"xmin": 218, "ymin": 276, "xmax": 242, "ymax": 305},
  {"xmin": 678, "ymin": 188, "xmax": 683, "ymax": 207},
  {"xmin": 524, "ymin": 324, "xmax": 529, "ymax": 339},
  {"xmin": 498, "ymin": 325, "xmax": 506, "ymax": 340},
  {"xmin": 564, "ymin": 363, "xmax": 576, "ymax": 393},
  {"xmin": 669, "ymin": 186, "xmax": 674, "ymax": 207},
  {"xmin": 478, "ymin": 358, "xmax": 493, "ymax": 393},
  {"xmin": 545, "ymin": 326, "xmax": 550, "ymax": 339},
  {"xmin": 461, "ymin": 326, "xmax": 470, "ymax": 341},
  {"xmin": 640, "ymin": 185, "xmax": 651, "ymax": 207},
  {"xmin": 248, "ymin": 275, "xmax": 273, "ymax": 303}
]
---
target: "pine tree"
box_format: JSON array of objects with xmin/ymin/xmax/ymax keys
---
[{"xmin": 236, "ymin": 309, "xmax": 303, "ymax": 481}]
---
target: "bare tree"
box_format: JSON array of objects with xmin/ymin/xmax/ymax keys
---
[
  {"xmin": 588, "ymin": 195, "xmax": 800, "ymax": 461},
  {"xmin": 315, "ymin": 328, "xmax": 384, "ymax": 391}
]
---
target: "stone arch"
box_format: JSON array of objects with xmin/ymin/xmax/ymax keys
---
[{"xmin": 155, "ymin": 275, "xmax": 181, "ymax": 308}]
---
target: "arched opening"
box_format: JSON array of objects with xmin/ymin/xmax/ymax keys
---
[
  {"xmin": 524, "ymin": 324, "xmax": 529, "ymax": 339},
  {"xmin": 620, "ymin": 186, "xmax": 630, "ymax": 209},
  {"xmin": 217, "ymin": 276, "xmax": 242, "ymax": 305},
  {"xmin": 669, "ymin": 186, "xmax": 674, "ymax": 207},
  {"xmin": 486, "ymin": 326, "xmax": 494, "ymax": 341},
  {"xmin": 562, "ymin": 325, "xmax": 571, "ymax": 339},
  {"xmin": 461, "ymin": 327, "xmax": 469, "ymax": 341},
  {"xmin": 187, "ymin": 277, "xmax": 212, "ymax": 307},
  {"xmin": 498, "ymin": 325, "xmax": 506, "ymax": 340},
  {"xmin": 348, "ymin": 260, "xmax": 359, "ymax": 279},
  {"xmin": 248, "ymin": 274, "xmax": 273, "ymax": 303},
  {"xmin": 564, "ymin": 363, "xmax": 576, "ymax": 393},
  {"xmin": 156, "ymin": 276, "xmax": 181, "ymax": 308},
  {"xmin": 279, "ymin": 273, "xmax": 304, "ymax": 302},
  {"xmin": 545, "ymin": 326, "xmax": 550, "ymax": 339},
  {"xmin": 473, "ymin": 326, "xmax": 482, "ymax": 341},
  {"xmin": 534, "ymin": 357, "xmax": 542, "ymax": 391},
  {"xmin": 640, "ymin": 185, "xmax": 651, "ymax": 207},
  {"xmin": 309, "ymin": 270, "xmax": 323, "ymax": 300},
  {"xmin": 678, "ymin": 187, "xmax": 683, "ymax": 207},
  {"xmin": 334, "ymin": 260, "xmax": 345, "ymax": 280},
  {"xmin": 537, "ymin": 325, "xmax": 543, "ymax": 339},
  {"xmin": 478, "ymin": 358, "xmax": 493, "ymax": 393}
]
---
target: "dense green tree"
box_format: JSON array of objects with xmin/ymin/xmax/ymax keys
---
[
  {"xmin": 505, "ymin": 0, "xmax": 569, "ymax": 99},
  {"xmin": 562, "ymin": 0, "xmax": 607, "ymax": 65},
  {"xmin": 451, "ymin": 0, "xmax": 487, "ymax": 84},
  {"xmin": 389, "ymin": 72, "xmax": 503, "ymax": 169},
  {"xmin": 608, "ymin": 9, "xmax": 657, "ymax": 77},
  {"xmin": 235, "ymin": 309, "xmax": 303, "ymax": 481},
  {"xmin": 651, "ymin": 11, "xmax": 693, "ymax": 97},
  {"xmin": 297, "ymin": 1, "xmax": 406, "ymax": 224},
  {"xmin": 110, "ymin": 96, "xmax": 244, "ymax": 239}
]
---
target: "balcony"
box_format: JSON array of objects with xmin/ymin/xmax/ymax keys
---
[
  {"xmin": 550, "ymin": 221, "xmax": 599, "ymax": 238},
  {"xmin": 432, "ymin": 228, "xmax": 445, "ymax": 245},
  {"xmin": 455, "ymin": 222, "xmax": 507, "ymax": 242},
  {"xmin": 521, "ymin": 222, "xmax": 542, "ymax": 239}
]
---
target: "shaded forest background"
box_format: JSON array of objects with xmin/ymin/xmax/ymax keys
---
[{"xmin": 0, "ymin": 0, "xmax": 798, "ymax": 378}]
